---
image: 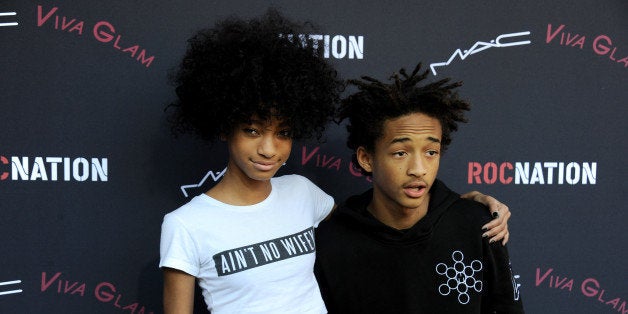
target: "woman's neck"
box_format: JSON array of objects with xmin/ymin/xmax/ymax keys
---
[{"xmin": 205, "ymin": 166, "xmax": 272, "ymax": 206}]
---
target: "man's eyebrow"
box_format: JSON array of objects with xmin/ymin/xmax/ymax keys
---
[
  {"xmin": 390, "ymin": 137, "xmax": 411, "ymax": 144},
  {"xmin": 427, "ymin": 136, "xmax": 441, "ymax": 143},
  {"xmin": 389, "ymin": 136, "xmax": 441, "ymax": 144}
]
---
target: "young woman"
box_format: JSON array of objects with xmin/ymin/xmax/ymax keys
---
[{"xmin": 159, "ymin": 10, "xmax": 510, "ymax": 314}]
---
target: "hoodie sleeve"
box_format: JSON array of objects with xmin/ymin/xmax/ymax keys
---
[{"xmin": 481, "ymin": 240, "xmax": 525, "ymax": 313}]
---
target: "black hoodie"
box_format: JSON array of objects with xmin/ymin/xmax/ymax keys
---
[{"xmin": 315, "ymin": 179, "xmax": 524, "ymax": 314}]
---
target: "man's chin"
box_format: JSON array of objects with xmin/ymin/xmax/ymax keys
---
[{"xmin": 397, "ymin": 199, "xmax": 427, "ymax": 211}]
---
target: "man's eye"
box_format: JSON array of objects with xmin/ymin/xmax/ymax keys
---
[
  {"xmin": 427, "ymin": 150, "xmax": 439, "ymax": 156},
  {"xmin": 393, "ymin": 151, "xmax": 407, "ymax": 157}
]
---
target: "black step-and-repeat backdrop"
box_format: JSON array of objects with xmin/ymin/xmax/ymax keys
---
[{"xmin": 1, "ymin": 1, "xmax": 626, "ymax": 313}]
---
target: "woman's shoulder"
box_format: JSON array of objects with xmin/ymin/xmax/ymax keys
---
[
  {"xmin": 165, "ymin": 194, "xmax": 217, "ymax": 220},
  {"xmin": 272, "ymin": 174, "xmax": 313, "ymax": 187},
  {"xmin": 272, "ymin": 174, "xmax": 329, "ymax": 198}
]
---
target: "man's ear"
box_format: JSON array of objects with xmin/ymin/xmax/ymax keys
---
[{"xmin": 356, "ymin": 146, "xmax": 373, "ymax": 173}]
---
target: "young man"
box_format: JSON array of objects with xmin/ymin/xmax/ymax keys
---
[{"xmin": 315, "ymin": 64, "xmax": 525, "ymax": 313}]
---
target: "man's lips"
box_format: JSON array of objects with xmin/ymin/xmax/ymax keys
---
[{"xmin": 403, "ymin": 181, "xmax": 427, "ymax": 198}]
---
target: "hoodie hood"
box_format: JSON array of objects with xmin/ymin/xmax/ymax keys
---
[{"xmin": 334, "ymin": 179, "xmax": 460, "ymax": 246}]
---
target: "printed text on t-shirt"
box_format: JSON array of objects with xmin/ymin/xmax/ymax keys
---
[{"xmin": 213, "ymin": 227, "xmax": 316, "ymax": 276}]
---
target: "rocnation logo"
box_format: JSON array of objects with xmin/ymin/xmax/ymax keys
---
[
  {"xmin": 0, "ymin": 155, "xmax": 108, "ymax": 182},
  {"xmin": 468, "ymin": 161, "xmax": 596, "ymax": 185},
  {"xmin": 280, "ymin": 34, "xmax": 364, "ymax": 59}
]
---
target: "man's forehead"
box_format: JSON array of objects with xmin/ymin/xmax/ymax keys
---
[{"xmin": 382, "ymin": 114, "xmax": 442, "ymax": 138}]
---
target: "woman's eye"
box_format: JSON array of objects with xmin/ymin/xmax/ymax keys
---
[
  {"xmin": 278, "ymin": 130, "xmax": 293, "ymax": 138},
  {"xmin": 243, "ymin": 128, "xmax": 259, "ymax": 135}
]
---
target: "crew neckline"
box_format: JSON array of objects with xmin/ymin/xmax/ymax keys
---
[{"xmin": 197, "ymin": 181, "xmax": 277, "ymax": 212}]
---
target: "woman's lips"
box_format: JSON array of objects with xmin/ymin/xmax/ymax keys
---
[{"xmin": 252, "ymin": 161, "xmax": 277, "ymax": 171}]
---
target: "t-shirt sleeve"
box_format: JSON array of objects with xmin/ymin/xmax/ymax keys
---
[
  {"xmin": 298, "ymin": 176, "xmax": 335, "ymax": 226},
  {"xmin": 159, "ymin": 212, "xmax": 201, "ymax": 277}
]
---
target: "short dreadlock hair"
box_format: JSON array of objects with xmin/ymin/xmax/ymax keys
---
[
  {"xmin": 168, "ymin": 9, "xmax": 344, "ymax": 141},
  {"xmin": 339, "ymin": 63, "xmax": 470, "ymax": 175}
]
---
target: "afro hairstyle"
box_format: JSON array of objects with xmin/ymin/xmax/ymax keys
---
[
  {"xmin": 339, "ymin": 63, "xmax": 471, "ymax": 175},
  {"xmin": 168, "ymin": 9, "xmax": 344, "ymax": 141}
]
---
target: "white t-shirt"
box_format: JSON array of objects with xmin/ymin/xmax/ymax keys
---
[{"xmin": 160, "ymin": 175, "xmax": 334, "ymax": 313}]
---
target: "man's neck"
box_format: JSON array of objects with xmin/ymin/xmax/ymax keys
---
[{"xmin": 367, "ymin": 194, "xmax": 430, "ymax": 230}]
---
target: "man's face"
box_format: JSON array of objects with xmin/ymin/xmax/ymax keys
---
[
  {"xmin": 226, "ymin": 115, "xmax": 292, "ymax": 182},
  {"xmin": 357, "ymin": 112, "xmax": 442, "ymax": 214}
]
